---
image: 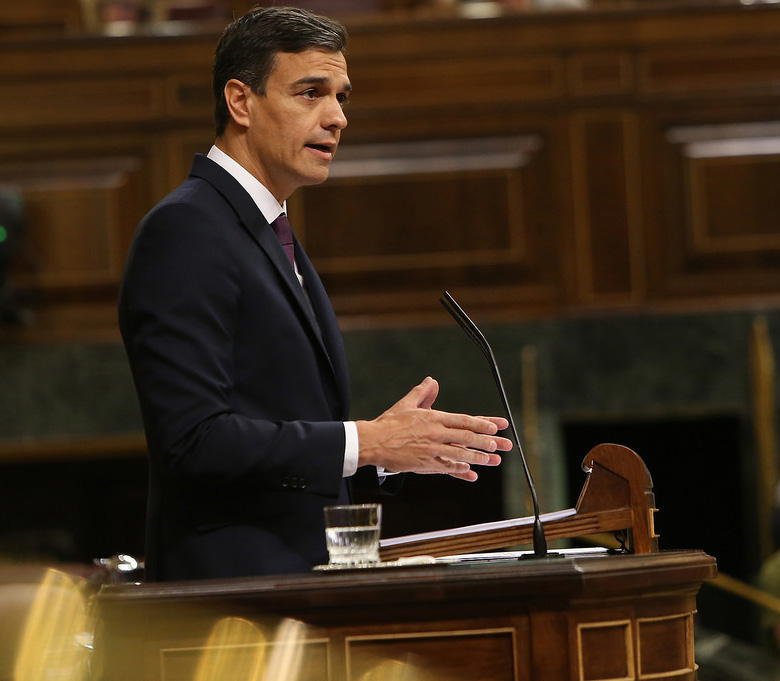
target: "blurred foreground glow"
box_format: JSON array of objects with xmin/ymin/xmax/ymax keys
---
[
  {"xmin": 264, "ymin": 618, "xmax": 307, "ymax": 681},
  {"xmin": 8, "ymin": 571, "xmax": 429, "ymax": 681},
  {"xmin": 14, "ymin": 569, "xmax": 92, "ymax": 681},
  {"xmin": 194, "ymin": 617, "xmax": 267, "ymax": 681},
  {"xmin": 359, "ymin": 659, "xmax": 422, "ymax": 681},
  {"xmin": 194, "ymin": 616, "xmax": 308, "ymax": 681}
]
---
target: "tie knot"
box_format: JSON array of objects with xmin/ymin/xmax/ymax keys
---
[
  {"xmin": 271, "ymin": 213, "xmax": 293, "ymax": 246},
  {"xmin": 271, "ymin": 213, "xmax": 295, "ymax": 268}
]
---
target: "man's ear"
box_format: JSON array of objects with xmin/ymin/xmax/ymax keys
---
[{"xmin": 223, "ymin": 79, "xmax": 252, "ymax": 129}]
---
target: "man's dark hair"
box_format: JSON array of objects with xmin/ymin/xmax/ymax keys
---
[{"xmin": 213, "ymin": 6, "xmax": 348, "ymax": 137}]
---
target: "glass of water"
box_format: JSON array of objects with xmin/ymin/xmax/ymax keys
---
[{"xmin": 324, "ymin": 503, "xmax": 382, "ymax": 567}]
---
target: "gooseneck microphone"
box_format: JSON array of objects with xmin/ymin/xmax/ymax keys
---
[{"xmin": 440, "ymin": 291, "xmax": 548, "ymax": 558}]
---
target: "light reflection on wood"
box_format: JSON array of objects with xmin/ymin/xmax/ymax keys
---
[
  {"xmin": 194, "ymin": 617, "xmax": 267, "ymax": 681},
  {"xmin": 13, "ymin": 568, "xmax": 91, "ymax": 681}
]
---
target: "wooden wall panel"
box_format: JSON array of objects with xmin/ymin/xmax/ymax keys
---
[
  {"xmin": 165, "ymin": 130, "xmax": 217, "ymax": 193},
  {"xmin": 3, "ymin": 157, "xmax": 143, "ymax": 292},
  {"xmin": 3, "ymin": 2, "xmax": 780, "ymax": 333},
  {"xmin": 566, "ymin": 52, "xmax": 633, "ymax": 98},
  {"xmin": 0, "ymin": 78, "xmax": 165, "ymax": 129},
  {"xmin": 640, "ymin": 42, "xmax": 780, "ymax": 95},
  {"xmin": 646, "ymin": 120, "xmax": 780, "ymax": 299},
  {"xmin": 688, "ymin": 154, "xmax": 780, "ymax": 253},
  {"xmin": 299, "ymin": 135, "xmax": 564, "ymax": 316},
  {"xmin": 348, "ymin": 54, "xmax": 564, "ymax": 112},
  {"xmin": 569, "ymin": 110, "xmax": 644, "ymax": 305},
  {"xmin": 0, "ymin": 0, "xmax": 82, "ymax": 36},
  {"xmin": 168, "ymin": 74, "xmax": 214, "ymax": 120}
]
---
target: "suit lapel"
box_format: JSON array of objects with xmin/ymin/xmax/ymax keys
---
[{"xmin": 188, "ymin": 155, "xmax": 349, "ymax": 415}]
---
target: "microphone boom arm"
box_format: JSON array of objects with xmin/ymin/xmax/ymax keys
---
[{"xmin": 440, "ymin": 291, "xmax": 548, "ymax": 558}]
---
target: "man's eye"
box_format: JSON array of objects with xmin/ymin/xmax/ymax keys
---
[
  {"xmin": 337, "ymin": 93, "xmax": 349, "ymax": 106},
  {"xmin": 302, "ymin": 89, "xmax": 318, "ymax": 100}
]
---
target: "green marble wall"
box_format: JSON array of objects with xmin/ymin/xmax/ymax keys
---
[
  {"xmin": 0, "ymin": 342, "xmax": 139, "ymax": 441},
  {"xmin": 1, "ymin": 308, "xmax": 777, "ymax": 512},
  {"xmin": 346, "ymin": 308, "xmax": 777, "ymax": 513}
]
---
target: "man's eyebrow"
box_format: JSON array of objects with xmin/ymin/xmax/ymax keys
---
[{"xmin": 292, "ymin": 76, "xmax": 352, "ymax": 92}]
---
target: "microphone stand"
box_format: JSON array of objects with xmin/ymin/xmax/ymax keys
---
[{"xmin": 440, "ymin": 291, "xmax": 549, "ymax": 558}]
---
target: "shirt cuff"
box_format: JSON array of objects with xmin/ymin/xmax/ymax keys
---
[
  {"xmin": 342, "ymin": 421, "xmax": 359, "ymax": 477},
  {"xmin": 343, "ymin": 421, "xmax": 401, "ymax": 481}
]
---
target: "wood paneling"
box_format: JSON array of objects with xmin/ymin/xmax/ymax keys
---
[
  {"xmin": 0, "ymin": 77, "xmax": 165, "ymax": 128},
  {"xmin": 576, "ymin": 619, "xmax": 633, "ymax": 680},
  {"xmin": 639, "ymin": 42, "xmax": 780, "ymax": 94},
  {"xmin": 346, "ymin": 629, "xmax": 517, "ymax": 680},
  {"xmin": 347, "ymin": 54, "xmax": 564, "ymax": 112},
  {"xmin": 636, "ymin": 613, "xmax": 694, "ymax": 677},
  {"xmin": 2, "ymin": 157, "xmax": 142, "ymax": 291},
  {"xmin": 567, "ymin": 52, "xmax": 633, "ymax": 98},
  {"xmin": 646, "ymin": 119, "xmax": 780, "ymax": 299},
  {"xmin": 0, "ymin": 147, "xmax": 155, "ymax": 304},
  {"xmin": 569, "ymin": 110, "xmax": 644, "ymax": 304},
  {"xmin": 299, "ymin": 135, "xmax": 563, "ymax": 315},
  {"xmin": 0, "ymin": 1, "xmax": 83, "ymax": 37},
  {"xmin": 159, "ymin": 633, "xmax": 331, "ymax": 681},
  {"xmin": 3, "ymin": 2, "xmax": 780, "ymax": 334},
  {"xmin": 95, "ymin": 551, "xmax": 716, "ymax": 681}
]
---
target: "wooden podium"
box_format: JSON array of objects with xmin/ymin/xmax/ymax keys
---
[{"xmin": 94, "ymin": 446, "xmax": 716, "ymax": 681}]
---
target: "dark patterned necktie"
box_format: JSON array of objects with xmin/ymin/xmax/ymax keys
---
[{"xmin": 270, "ymin": 213, "xmax": 295, "ymax": 269}]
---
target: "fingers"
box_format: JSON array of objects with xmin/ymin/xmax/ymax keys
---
[
  {"xmin": 437, "ymin": 410, "xmax": 500, "ymax": 435},
  {"xmin": 416, "ymin": 376, "xmax": 439, "ymax": 409},
  {"xmin": 478, "ymin": 415, "xmax": 510, "ymax": 432},
  {"xmin": 431, "ymin": 413, "xmax": 513, "ymax": 453},
  {"xmin": 421, "ymin": 454, "xmax": 494, "ymax": 482},
  {"xmin": 415, "ymin": 455, "xmax": 474, "ymax": 479},
  {"xmin": 440, "ymin": 446, "xmax": 502, "ymax": 469},
  {"xmin": 393, "ymin": 376, "xmax": 440, "ymax": 412},
  {"xmin": 425, "ymin": 465, "xmax": 480, "ymax": 483},
  {"xmin": 415, "ymin": 447, "xmax": 501, "ymax": 480},
  {"xmin": 451, "ymin": 469, "xmax": 479, "ymax": 482}
]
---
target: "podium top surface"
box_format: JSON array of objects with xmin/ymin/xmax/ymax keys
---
[{"xmin": 96, "ymin": 550, "xmax": 716, "ymax": 617}]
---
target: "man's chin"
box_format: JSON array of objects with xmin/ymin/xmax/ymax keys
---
[{"xmin": 300, "ymin": 169, "xmax": 332, "ymax": 188}]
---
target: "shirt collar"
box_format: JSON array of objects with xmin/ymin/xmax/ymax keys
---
[{"xmin": 207, "ymin": 145, "xmax": 287, "ymax": 224}]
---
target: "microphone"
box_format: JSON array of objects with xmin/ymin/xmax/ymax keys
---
[{"xmin": 440, "ymin": 291, "xmax": 548, "ymax": 558}]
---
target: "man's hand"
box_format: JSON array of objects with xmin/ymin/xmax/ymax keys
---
[{"xmin": 356, "ymin": 376, "xmax": 512, "ymax": 482}]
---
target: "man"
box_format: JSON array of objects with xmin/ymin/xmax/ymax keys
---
[{"xmin": 118, "ymin": 6, "xmax": 511, "ymax": 581}]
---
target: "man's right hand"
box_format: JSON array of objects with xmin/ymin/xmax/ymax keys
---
[{"xmin": 355, "ymin": 377, "xmax": 512, "ymax": 482}]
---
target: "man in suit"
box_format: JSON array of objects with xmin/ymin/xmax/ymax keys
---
[{"xmin": 118, "ymin": 6, "xmax": 512, "ymax": 581}]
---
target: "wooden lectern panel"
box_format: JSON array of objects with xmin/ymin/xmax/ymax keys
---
[{"xmin": 95, "ymin": 551, "xmax": 716, "ymax": 681}]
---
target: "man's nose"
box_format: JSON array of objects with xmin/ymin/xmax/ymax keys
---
[{"xmin": 324, "ymin": 97, "xmax": 348, "ymax": 130}]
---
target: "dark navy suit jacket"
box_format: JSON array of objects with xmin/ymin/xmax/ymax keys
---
[{"xmin": 119, "ymin": 154, "xmax": 363, "ymax": 580}]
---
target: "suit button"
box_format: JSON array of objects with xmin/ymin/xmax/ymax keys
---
[{"xmin": 282, "ymin": 477, "xmax": 290, "ymax": 488}]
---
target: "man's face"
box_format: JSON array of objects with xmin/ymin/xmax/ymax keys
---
[{"xmin": 243, "ymin": 48, "xmax": 351, "ymax": 202}]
